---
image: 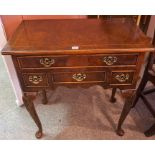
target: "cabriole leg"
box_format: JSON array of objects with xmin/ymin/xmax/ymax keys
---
[
  {"xmin": 22, "ymin": 94, "xmax": 43, "ymax": 139},
  {"xmin": 116, "ymin": 90, "xmax": 135, "ymax": 136}
]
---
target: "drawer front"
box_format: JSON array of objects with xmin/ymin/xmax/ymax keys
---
[
  {"xmin": 17, "ymin": 54, "xmax": 138, "ymax": 69},
  {"xmin": 22, "ymin": 73, "xmax": 49, "ymax": 87},
  {"xmin": 88, "ymin": 54, "xmax": 138, "ymax": 66},
  {"xmin": 19, "ymin": 69, "xmax": 137, "ymax": 91},
  {"xmin": 52, "ymin": 71, "xmax": 106, "ymax": 83},
  {"xmin": 110, "ymin": 71, "xmax": 135, "ymax": 85}
]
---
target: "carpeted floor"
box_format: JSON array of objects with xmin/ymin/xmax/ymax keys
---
[{"xmin": 0, "ymin": 55, "xmax": 155, "ymax": 140}]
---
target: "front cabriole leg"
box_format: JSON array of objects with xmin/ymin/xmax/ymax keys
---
[
  {"xmin": 22, "ymin": 93, "xmax": 43, "ymax": 139},
  {"xmin": 116, "ymin": 90, "xmax": 135, "ymax": 136}
]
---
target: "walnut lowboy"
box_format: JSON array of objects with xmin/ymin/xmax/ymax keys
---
[{"xmin": 2, "ymin": 19, "xmax": 154, "ymax": 138}]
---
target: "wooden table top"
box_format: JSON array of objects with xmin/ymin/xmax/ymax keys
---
[{"xmin": 2, "ymin": 18, "xmax": 154, "ymax": 55}]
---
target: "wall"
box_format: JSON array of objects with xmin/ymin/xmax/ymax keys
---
[
  {"xmin": 0, "ymin": 17, "xmax": 23, "ymax": 106},
  {"xmin": 1, "ymin": 15, "xmax": 22, "ymax": 40},
  {"xmin": 0, "ymin": 18, "xmax": 6, "ymax": 50}
]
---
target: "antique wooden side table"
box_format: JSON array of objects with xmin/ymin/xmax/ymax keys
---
[{"xmin": 1, "ymin": 19, "xmax": 154, "ymax": 139}]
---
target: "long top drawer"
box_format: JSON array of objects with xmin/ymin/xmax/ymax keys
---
[{"xmin": 17, "ymin": 54, "xmax": 138, "ymax": 69}]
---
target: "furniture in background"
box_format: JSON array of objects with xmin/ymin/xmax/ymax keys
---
[
  {"xmin": 88, "ymin": 15, "xmax": 138, "ymax": 20},
  {"xmin": 132, "ymin": 30, "xmax": 155, "ymax": 137},
  {"xmin": 139, "ymin": 15, "xmax": 151, "ymax": 34},
  {"xmin": 1, "ymin": 18, "xmax": 154, "ymax": 139},
  {"xmin": 88, "ymin": 15, "xmax": 140, "ymax": 25},
  {"xmin": 88, "ymin": 15, "xmax": 151, "ymax": 31}
]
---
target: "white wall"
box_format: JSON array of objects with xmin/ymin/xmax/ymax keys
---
[
  {"xmin": 0, "ymin": 18, "xmax": 6, "ymax": 50},
  {"xmin": 0, "ymin": 18, "xmax": 23, "ymax": 106}
]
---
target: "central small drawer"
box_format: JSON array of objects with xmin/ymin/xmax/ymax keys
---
[
  {"xmin": 17, "ymin": 53, "xmax": 138, "ymax": 69},
  {"xmin": 52, "ymin": 71, "xmax": 106, "ymax": 83}
]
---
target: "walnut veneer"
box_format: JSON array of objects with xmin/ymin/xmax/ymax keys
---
[{"xmin": 2, "ymin": 18, "xmax": 154, "ymax": 138}]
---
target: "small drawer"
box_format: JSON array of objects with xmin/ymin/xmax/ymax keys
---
[
  {"xmin": 110, "ymin": 71, "xmax": 135, "ymax": 85},
  {"xmin": 52, "ymin": 71, "xmax": 106, "ymax": 83},
  {"xmin": 22, "ymin": 73, "xmax": 49, "ymax": 87}
]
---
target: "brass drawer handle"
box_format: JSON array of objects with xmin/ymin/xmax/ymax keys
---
[
  {"xmin": 72, "ymin": 73, "xmax": 86, "ymax": 82},
  {"xmin": 103, "ymin": 56, "xmax": 117, "ymax": 65},
  {"xmin": 40, "ymin": 57, "xmax": 55, "ymax": 67},
  {"xmin": 115, "ymin": 73, "xmax": 129, "ymax": 83},
  {"xmin": 29, "ymin": 75, "xmax": 43, "ymax": 84}
]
